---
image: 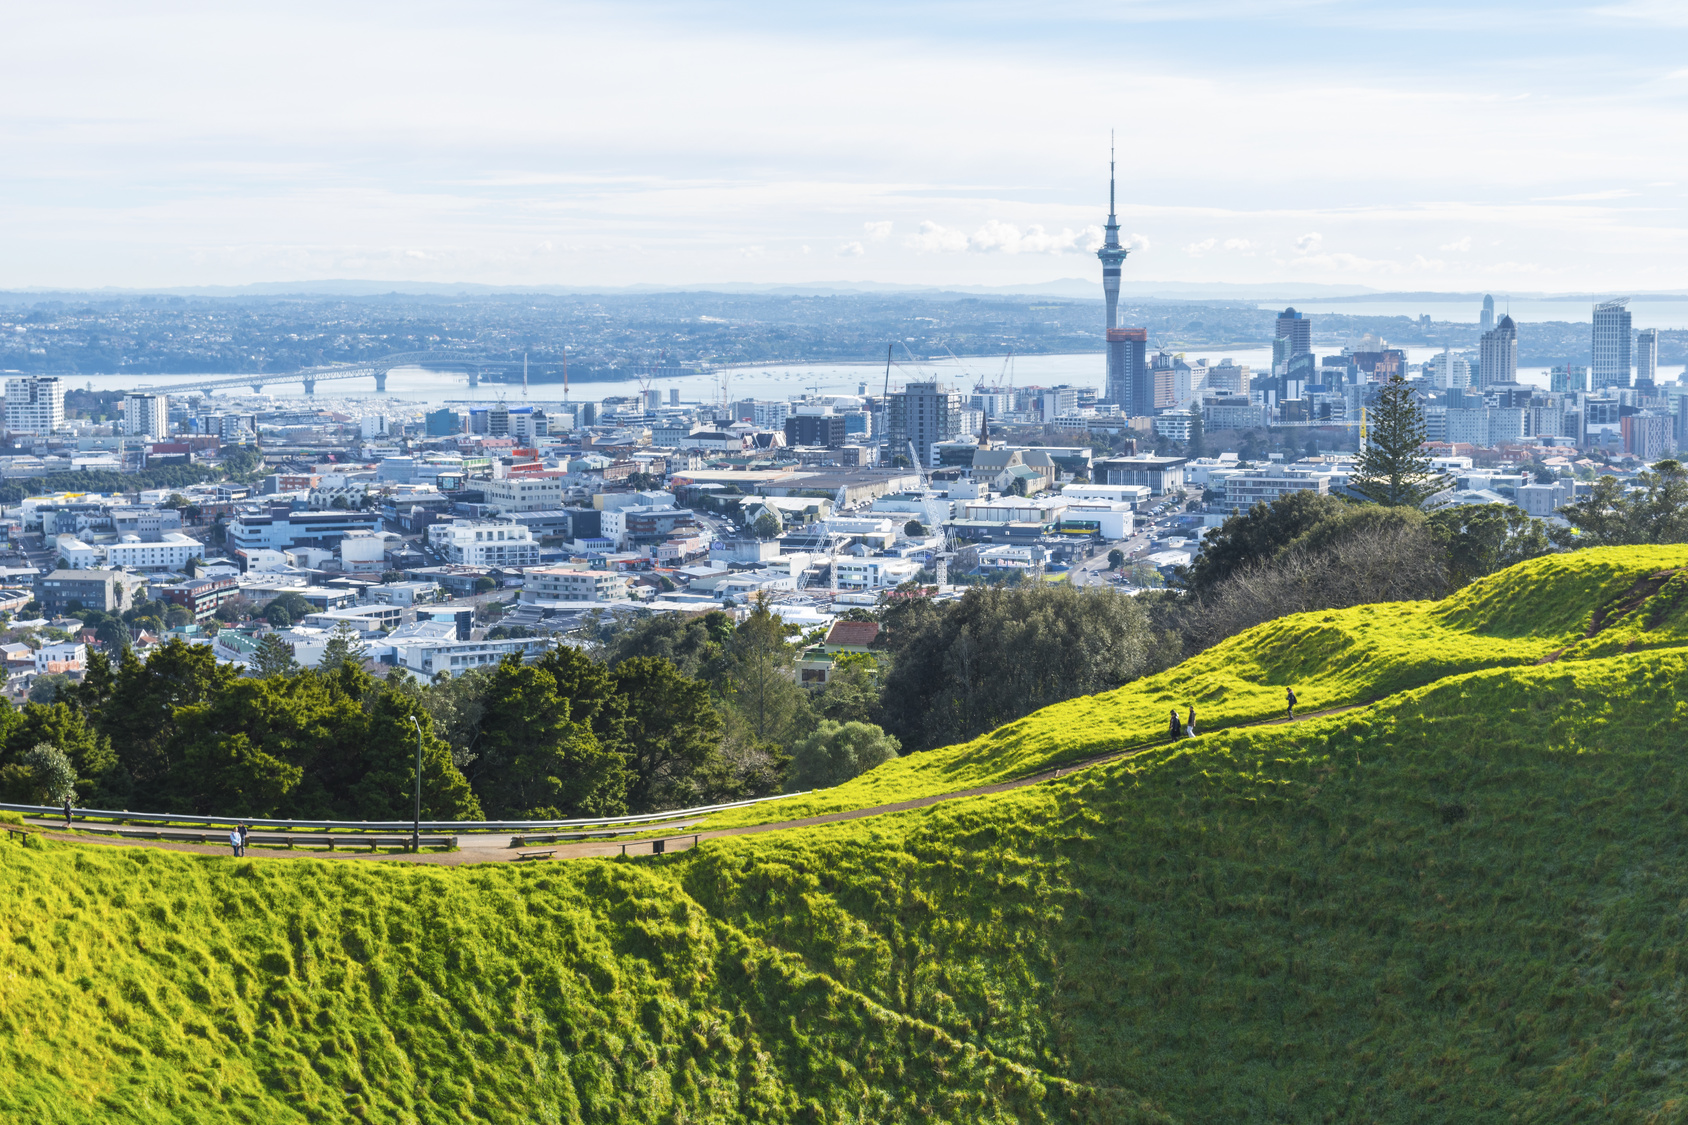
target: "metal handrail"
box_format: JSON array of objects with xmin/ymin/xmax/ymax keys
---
[{"xmin": 0, "ymin": 788, "xmax": 810, "ymax": 833}]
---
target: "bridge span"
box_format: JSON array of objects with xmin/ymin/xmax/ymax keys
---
[{"xmin": 133, "ymin": 351, "xmax": 508, "ymax": 396}]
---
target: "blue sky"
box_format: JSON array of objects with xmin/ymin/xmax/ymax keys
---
[{"xmin": 2, "ymin": 0, "xmax": 1685, "ymax": 291}]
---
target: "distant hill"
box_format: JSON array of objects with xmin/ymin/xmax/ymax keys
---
[{"xmin": 6, "ymin": 546, "xmax": 1688, "ymax": 1122}]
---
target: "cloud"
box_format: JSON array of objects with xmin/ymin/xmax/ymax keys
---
[
  {"xmin": 905, "ymin": 219, "xmax": 1095, "ymax": 255},
  {"xmin": 1439, "ymin": 236, "xmax": 1472, "ymax": 252},
  {"xmin": 863, "ymin": 220, "xmax": 893, "ymax": 241},
  {"xmin": 737, "ymin": 245, "xmax": 766, "ymax": 259},
  {"xmin": 1411, "ymin": 255, "xmax": 1446, "ymax": 271},
  {"xmin": 1183, "ymin": 238, "xmax": 1217, "ymax": 255},
  {"xmin": 1223, "ymin": 238, "xmax": 1255, "ymax": 252},
  {"xmin": 907, "ymin": 221, "xmax": 970, "ymax": 253},
  {"xmin": 1124, "ymin": 232, "xmax": 1151, "ymax": 253},
  {"xmin": 1294, "ymin": 231, "xmax": 1323, "ymax": 253},
  {"xmin": 838, "ymin": 241, "xmax": 865, "ymax": 256}
]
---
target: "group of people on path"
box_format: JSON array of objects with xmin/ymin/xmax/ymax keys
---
[
  {"xmin": 227, "ymin": 824, "xmax": 251, "ymax": 857},
  {"xmin": 1167, "ymin": 687, "xmax": 1298, "ymax": 742}
]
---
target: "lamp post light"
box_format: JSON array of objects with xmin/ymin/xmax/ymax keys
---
[{"xmin": 409, "ymin": 715, "xmax": 423, "ymax": 853}]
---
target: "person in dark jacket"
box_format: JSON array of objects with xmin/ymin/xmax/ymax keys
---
[
  {"xmin": 1169, "ymin": 708, "xmax": 1182, "ymax": 740},
  {"xmin": 62, "ymin": 794, "xmax": 72, "ymax": 829},
  {"xmin": 1186, "ymin": 705, "xmax": 1197, "ymax": 738},
  {"xmin": 238, "ymin": 823, "xmax": 250, "ymax": 852},
  {"xmin": 1286, "ymin": 686, "xmax": 1297, "ymax": 719}
]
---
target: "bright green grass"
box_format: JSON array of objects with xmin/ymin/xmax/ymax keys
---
[
  {"xmin": 7, "ymin": 642, "xmax": 1688, "ymax": 1121},
  {"xmin": 7, "ymin": 545, "xmax": 1688, "ymax": 1122},
  {"xmin": 697, "ymin": 544, "xmax": 1688, "ymax": 832}
]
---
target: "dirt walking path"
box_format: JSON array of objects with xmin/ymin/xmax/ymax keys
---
[{"xmin": 34, "ymin": 701, "xmax": 1370, "ymax": 866}]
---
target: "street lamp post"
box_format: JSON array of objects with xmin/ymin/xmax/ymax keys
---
[{"xmin": 408, "ymin": 715, "xmax": 423, "ymax": 853}]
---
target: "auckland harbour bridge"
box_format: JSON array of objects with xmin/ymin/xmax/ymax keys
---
[{"xmin": 131, "ymin": 351, "xmax": 511, "ymax": 397}]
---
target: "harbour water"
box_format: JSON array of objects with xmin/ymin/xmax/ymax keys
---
[{"xmin": 58, "ymin": 341, "xmax": 1571, "ymax": 409}]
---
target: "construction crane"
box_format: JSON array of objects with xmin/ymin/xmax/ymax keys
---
[{"xmin": 908, "ymin": 440, "xmax": 931, "ymax": 490}]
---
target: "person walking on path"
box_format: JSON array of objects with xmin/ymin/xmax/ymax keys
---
[
  {"xmin": 1185, "ymin": 705, "xmax": 1197, "ymax": 738},
  {"xmin": 228, "ymin": 826, "xmax": 244, "ymax": 858},
  {"xmin": 1286, "ymin": 687, "xmax": 1297, "ymax": 720},
  {"xmin": 62, "ymin": 795, "xmax": 72, "ymax": 829},
  {"xmin": 1168, "ymin": 708, "xmax": 1183, "ymax": 741},
  {"xmin": 238, "ymin": 823, "xmax": 251, "ymax": 853}
]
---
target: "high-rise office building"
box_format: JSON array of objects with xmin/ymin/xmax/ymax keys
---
[
  {"xmin": 886, "ymin": 382, "xmax": 963, "ymax": 467},
  {"xmin": 1637, "ymin": 328, "xmax": 1659, "ymax": 387},
  {"xmin": 1550, "ymin": 365, "xmax": 1588, "ymax": 393},
  {"xmin": 1592, "ymin": 299, "xmax": 1633, "ymax": 391},
  {"xmin": 1275, "ymin": 308, "xmax": 1312, "ymax": 358},
  {"xmin": 1096, "ymin": 145, "xmax": 1131, "ymax": 403},
  {"xmin": 1106, "ymin": 328, "xmax": 1148, "ymax": 414},
  {"xmin": 1480, "ymin": 295, "xmax": 1495, "ymax": 333},
  {"xmin": 123, "ymin": 393, "xmax": 169, "ymax": 440},
  {"xmin": 1478, "ymin": 315, "xmax": 1517, "ymax": 389},
  {"xmin": 5, "ymin": 376, "xmax": 65, "ymax": 435},
  {"xmin": 1429, "ymin": 349, "xmax": 1471, "ymax": 390}
]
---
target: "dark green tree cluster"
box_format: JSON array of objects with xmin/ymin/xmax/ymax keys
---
[
  {"xmin": 876, "ymin": 584, "xmax": 1172, "ymax": 752},
  {"xmin": 1552, "ymin": 459, "xmax": 1688, "ymax": 547},
  {"xmin": 1172, "ymin": 492, "xmax": 1552, "ymax": 651},
  {"xmin": 0, "ymin": 634, "xmax": 741, "ymax": 821}
]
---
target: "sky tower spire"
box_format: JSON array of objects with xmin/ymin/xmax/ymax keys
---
[{"xmin": 1097, "ymin": 131, "xmax": 1128, "ymax": 332}]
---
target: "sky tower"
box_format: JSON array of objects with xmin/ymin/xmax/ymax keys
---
[
  {"xmin": 1098, "ymin": 139, "xmax": 1134, "ymax": 407},
  {"xmin": 1097, "ymin": 138, "xmax": 1129, "ymax": 331}
]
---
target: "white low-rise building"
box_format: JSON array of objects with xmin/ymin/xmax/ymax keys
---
[
  {"xmin": 427, "ymin": 519, "xmax": 541, "ymax": 567},
  {"xmin": 834, "ymin": 557, "xmax": 922, "ymax": 589},
  {"xmin": 302, "ymin": 604, "xmax": 405, "ymax": 634},
  {"xmin": 482, "ymin": 474, "xmax": 569, "ymax": 512},
  {"xmin": 105, "ymin": 532, "xmax": 202, "ymax": 572},
  {"xmin": 520, "ymin": 567, "xmax": 631, "ymax": 604},
  {"xmin": 54, "ymin": 535, "xmax": 102, "ymax": 569},
  {"xmin": 36, "ymin": 641, "xmax": 86, "ymax": 673},
  {"xmin": 383, "ymin": 620, "xmax": 555, "ymax": 675},
  {"xmin": 339, "ymin": 530, "xmax": 400, "ymax": 575}
]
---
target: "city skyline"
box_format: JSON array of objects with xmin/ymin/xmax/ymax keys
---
[{"xmin": 3, "ymin": 1, "xmax": 1687, "ymax": 292}]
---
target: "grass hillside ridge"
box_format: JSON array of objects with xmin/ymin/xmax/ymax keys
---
[
  {"xmin": 697, "ymin": 544, "xmax": 1688, "ymax": 832},
  {"xmin": 6, "ymin": 544, "xmax": 1688, "ymax": 1122}
]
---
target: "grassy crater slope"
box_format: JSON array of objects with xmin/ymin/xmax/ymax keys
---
[
  {"xmin": 700, "ymin": 544, "xmax": 1688, "ymax": 831},
  {"xmin": 6, "ymin": 546, "xmax": 1688, "ymax": 1122}
]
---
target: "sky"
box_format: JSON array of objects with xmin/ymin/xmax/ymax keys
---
[{"xmin": 3, "ymin": 0, "xmax": 1687, "ymax": 293}]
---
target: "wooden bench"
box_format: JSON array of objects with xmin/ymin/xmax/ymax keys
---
[{"xmin": 514, "ymin": 849, "xmax": 556, "ymax": 861}]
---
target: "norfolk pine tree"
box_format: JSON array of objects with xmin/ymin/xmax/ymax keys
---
[{"xmin": 1352, "ymin": 374, "xmax": 1444, "ymax": 507}]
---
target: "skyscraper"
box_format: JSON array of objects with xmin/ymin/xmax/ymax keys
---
[
  {"xmin": 1106, "ymin": 328, "xmax": 1149, "ymax": 416},
  {"xmin": 1637, "ymin": 328, "xmax": 1659, "ymax": 387},
  {"xmin": 1097, "ymin": 142, "xmax": 1130, "ymax": 403},
  {"xmin": 1478, "ymin": 315, "xmax": 1517, "ymax": 389},
  {"xmin": 1275, "ymin": 308, "xmax": 1311, "ymax": 356},
  {"xmin": 4, "ymin": 376, "xmax": 64, "ymax": 435},
  {"xmin": 123, "ymin": 393, "xmax": 168, "ymax": 440},
  {"xmin": 1592, "ymin": 299, "xmax": 1633, "ymax": 391},
  {"xmin": 1274, "ymin": 308, "xmax": 1311, "ymax": 379},
  {"xmin": 1480, "ymin": 295, "xmax": 1495, "ymax": 332},
  {"xmin": 886, "ymin": 381, "xmax": 963, "ymax": 467}
]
